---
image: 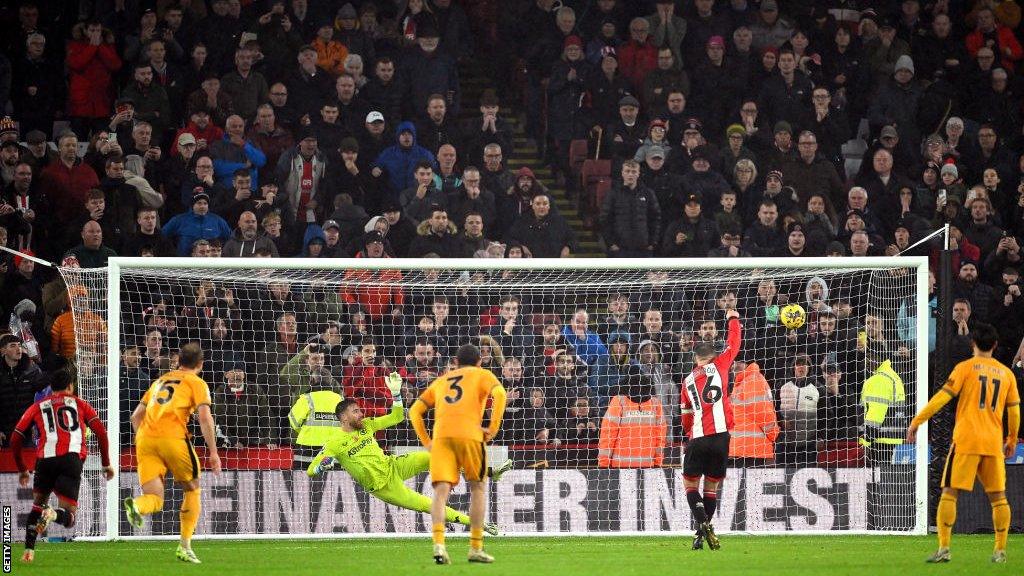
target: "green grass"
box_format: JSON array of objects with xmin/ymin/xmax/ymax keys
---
[{"xmin": 11, "ymin": 535, "xmax": 1024, "ymax": 575}]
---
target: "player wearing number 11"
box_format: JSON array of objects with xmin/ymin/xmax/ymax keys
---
[
  {"xmin": 906, "ymin": 323, "xmax": 1020, "ymax": 564},
  {"xmin": 410, "ymin": 344, "xmax": 508, "ymax": 565},
  {"xmin": 681, "ymin": 308, "xmax": 741, "ymax": 552},
  {"xmin": 123, "ymin": 343, "xmax": 222, "ymax": 564}
]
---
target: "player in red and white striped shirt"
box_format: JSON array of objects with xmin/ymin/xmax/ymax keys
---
[
  {"xmin": 10, "ymin": 366, "xmax": 113, "ymax": 563},
  {"xmin": 681, "ymin": 308, "xmax": 741, "ymax": 551}
]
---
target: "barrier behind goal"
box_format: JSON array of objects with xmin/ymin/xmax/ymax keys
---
[{"xmin": 50, "ymin": 257, "xmax": 928, "ymax": 539}]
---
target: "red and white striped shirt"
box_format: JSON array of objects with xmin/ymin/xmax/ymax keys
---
[
  {"xmin": 11, "ymin": 392, "xmax": 110, "ymax": 470},
  {"xmin": 681, "ymin": 317, "xmax": 741, "ymax": 439}
]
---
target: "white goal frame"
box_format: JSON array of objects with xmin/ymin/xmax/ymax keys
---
[{"xmin": 90, "ymin": 256, "xmax": 930, "ymax": 540}]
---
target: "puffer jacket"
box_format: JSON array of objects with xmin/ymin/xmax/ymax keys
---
[
  {"xmin": 600, "ymin": 182, "xmax": 661, "ymax": 250},
  {"xmin": 407, "ymin": 220, "xmax": 462, "ymax": 258},
  {"xmin": 66, "ymin": 34, "xmax": 122, "ymax": 118}
]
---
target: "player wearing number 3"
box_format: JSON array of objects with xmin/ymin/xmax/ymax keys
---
[
  {"xmin": 305, "ymin": 373, "xmax": 511, "ymax": 535},
  {"xmin": 123, "ymin": 343, "xmax": 222, "ymax": 564},
  {"xmin": 681, "ymin": 308, "xmax": 741, "ymax": 551},
  {"xmin": 410, "ymin": 344, "xmax": 508, "ymax": 565},
  {"xmin": 906, "ymin": 323, "xmax": 1020, "ymax": 564}
]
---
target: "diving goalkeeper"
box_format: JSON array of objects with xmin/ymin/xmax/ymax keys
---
[{"xmin": 307, "ymin": 372, "xmax": 512, "ymax": 535}]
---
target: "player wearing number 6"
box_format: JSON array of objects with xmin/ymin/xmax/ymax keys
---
[
  {"xmin": 410, "ymin": 343, "xmax": 508, "ymax": 565},
  {"xmin": 906, "ymin": 323, "xmax": 1020, "ymax": 564},
  {"xmin": 123, "ymin": 343, "xmax": 222, "ymax": 564},
  {"xmin": 681, "ymin": 308, "xmax": 741, "ymax": 551}
]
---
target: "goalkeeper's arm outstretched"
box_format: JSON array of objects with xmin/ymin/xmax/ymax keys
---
[{"xmin": 307, "ymin": 372, "xmax": 512, "ymax": 534}]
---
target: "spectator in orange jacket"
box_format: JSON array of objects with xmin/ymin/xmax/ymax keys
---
[
  {"xmin": 598, "ymin": 366, "xmax": 666, "ymax": 468},
  {"xmin": 313, "ymin": 22, "xmax": 349, "ymax": 77},
  {"xmin": 50, "ymin": 285, "xmax": 106, "ymax": 360},
  {"xmin": 965, "ymin": 7, "xmax": 1023, "ymax": 71},
  {"xmin": 728, "ymin": 354, "xmax": 779, "ymax": 467},
  {"xmin": 340, "ymin": 244, "xmax": 405, "ymax": 321}
]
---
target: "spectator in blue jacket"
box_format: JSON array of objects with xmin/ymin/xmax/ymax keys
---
[
  {"xmin": 161, "ymin": 191, "xmax": 233, "ymax": 256},
  {"xmin": 372, "ymin": 121, "xmax": 437, "ymax": 199},
  {"xmin": 210, "ymin": 114, "xmax": 267, "ymax": 189}
]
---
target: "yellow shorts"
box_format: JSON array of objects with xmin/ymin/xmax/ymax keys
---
[
  {"xmin": 430, "ymin": 437, "xmax": 486, "ymax": 485},
  {"xmin": 137, "ymin": 436, "xmax": 201, "ymax": 485},
  {"xmin": 941, "ymin": 444, "xmax": 1006, "ymax": 492}
]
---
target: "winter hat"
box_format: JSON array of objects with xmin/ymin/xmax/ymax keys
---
[
  {"xmin": 516, "ymin": 166, "xmax": 536, "ymax": 180},
  {"xmin": 364, "ymin": 215, "xmax": 389, "ymax": 233},
  {"xmin": 895, "ymin": 55, "xmax": 915, "ymax": 75},
  {"xmin": 940, "ymin": 161, "xmax": 958, "ymax": 179},
  {"xmin": 12, "ymin": 250, "xmax": 35, "ymax": 269},
  {"xmin": 564, "ymin": 35, "xmax": 583, "ymax": 50},
  {"xmin": 726, "ymin": 124, "xmax": 745, "ymax": 138}
]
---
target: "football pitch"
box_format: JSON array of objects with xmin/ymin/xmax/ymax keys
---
[{"xmin": 10, "ymin": 535, "xmax": 1023, "ymax": 576}]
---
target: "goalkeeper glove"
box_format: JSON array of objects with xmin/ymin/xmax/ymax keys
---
[
  {"xmin": 313, "ymin": 456, "xmax": 337, "ymax": 476},
  {"xmin": 386, "ymin": 371, "xmax": 403, "ymax": 397}
]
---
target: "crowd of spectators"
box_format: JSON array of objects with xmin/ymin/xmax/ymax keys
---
[{"xmin": 1, "ymin": 0, "xmax": 1024, "ymax": 468}]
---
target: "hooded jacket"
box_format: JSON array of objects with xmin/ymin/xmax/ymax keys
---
[
  {"xmin": 408, "ymin": 219, "xmax": 462, "ymax": 258},
  {"xmin": 373, "ymin": 122, "xmax": 439, "ymax": 194},
  {"xmin": 222, "ymin": 227, "xmax": 281, "ymax": 257}
]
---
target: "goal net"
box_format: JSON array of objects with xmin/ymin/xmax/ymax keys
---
[{"xmin": 56, "ymin": 257, "xmax": 928, "ymax": 539}]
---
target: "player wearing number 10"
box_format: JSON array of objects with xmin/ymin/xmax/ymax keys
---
[
  {"xmin": 123, "ymin": 343, "xmax": 222, "ymax": 564},
  {"xmin": 410, "ymin": 344, "xmax": 508, "ymax": 565},
  {"xmin": 681, "ymin": 309, "xmax": 741, "ymax": 552},
  {"xmin": 906, "ymin": 323, "xmax": 1020, "ymax": 564}
]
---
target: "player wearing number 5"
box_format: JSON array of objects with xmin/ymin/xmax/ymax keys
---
[
  {"xmin": 906, "ymin": 323, "xmax": 1020, "ymax": 564},
  {"xmin": 681, "ymin": 308, "xmax": 741, "ymax": 552},
  {"xmin": 123, "ymin": 343, "xmax": 222, "ymax": 564},
  {"xmin": 410, "ymin": 344, "xmax": 508, "ymax": 565}
]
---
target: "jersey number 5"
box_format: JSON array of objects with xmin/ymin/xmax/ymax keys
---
[
  {"xmin": 978, "ymin": 375, "xmax": 1002, "ymax": 411},
  {"xmin": 445, "ymin": 375, "xmax": 464, "ymax": 405},
  {"xmin": 155, "ymin": 379, "xmax": 180, "ymax": 405}
]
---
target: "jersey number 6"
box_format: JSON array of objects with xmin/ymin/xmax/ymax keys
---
[{"xmin": 445, "ymin": 375, "xmax": 464, "ymax": 404}]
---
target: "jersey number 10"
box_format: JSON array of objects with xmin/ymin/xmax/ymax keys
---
[{"xmin": 978, "ymin": 375, "xmax": 1002, "ymax": 411}]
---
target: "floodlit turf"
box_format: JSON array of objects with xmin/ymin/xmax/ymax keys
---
[{"xmin": 11, "ymin": 535, "xmax": 1024, "ymax": 576}]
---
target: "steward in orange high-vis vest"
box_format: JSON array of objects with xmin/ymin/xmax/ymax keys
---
[
  {"xmin": 728, "ymin": 358, "xmax": 779, "ymax": 464},
  {"xmin": 598, "ymin": 366, "xmax": 667, "ymax": 468}
]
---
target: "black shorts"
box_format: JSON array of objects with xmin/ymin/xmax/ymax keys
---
[
  {"xmin": 33, "ymin": 454, "xmax": 85, "ymax": 504},
  {"xmin": 683, "ymin": 432, "xmax": 730, "ymax": 480}
]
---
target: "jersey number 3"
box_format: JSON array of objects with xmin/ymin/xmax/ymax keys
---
[{"xmin": 445, "ymin": 375, "xmax": 464, "ymax": 405}]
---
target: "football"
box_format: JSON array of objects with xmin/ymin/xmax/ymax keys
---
[{"xmin": 780, "ymin": 303, "xmax": 807, "ymax": 329}]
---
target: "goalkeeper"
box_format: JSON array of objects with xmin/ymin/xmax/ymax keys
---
[{"xmin": 307, "ymin": 373, "xmax": 511, "ymax": 535}]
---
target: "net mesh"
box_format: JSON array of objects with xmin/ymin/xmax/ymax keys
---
[{"xmin": 60, "ymin": 260, "xmax": 924, "ymax": 537}]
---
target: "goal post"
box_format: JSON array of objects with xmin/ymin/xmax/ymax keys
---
[{"xmin": 56, "ymin": 256, "xmax": 929, "ymax": 540}]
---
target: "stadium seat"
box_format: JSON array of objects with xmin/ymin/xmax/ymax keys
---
[
  {"xmin": 568, "ymin": 139, "xmax": 589, "ymax": 178},
  {"xmin": 816, "ymin": 441, "xmax": 866, "ymax": 467}
]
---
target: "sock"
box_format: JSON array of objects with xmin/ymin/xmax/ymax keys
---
[
  {"xmin": 937, "ymin": 493, "xmax": 957, "ymax": 549},
  {"xmin": 703, "ymin": 491, "xmax": 718, "ymax": 519},
  {"xmin": 432, "ymin": 522, "xmax": 446, "ymax": 546},
  {"xmin": 54, "ymin": 508, "xmax": 75, "ymax": 528},
  {"xmin": 180, "ymin": 490, "xmax": 201, "ymax": 543},
  {"xmin": 25, "ymin": 505, "xmax": 42, "ymax": 550},
  {"xmin": 992, "ymin": 497, "xmax": 1010, "ymax": 552},
  {"xmin": 686, "ymin": 488, "xmax": 707, "ymax": 524},
  {"xmin": 446, "ymin": 508, "xmax": 471, "ymax": 526},
  {"xmin": 470, "ymin": 527, "xmax": 483, "ymax": 551},
  {"xmin": 134, "ymin": 494, "xmax": 164, "ymax": 515}
]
